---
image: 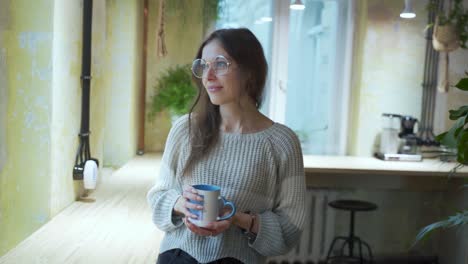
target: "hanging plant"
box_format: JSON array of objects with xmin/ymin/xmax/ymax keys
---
[
  {"xmin": 429, "ymin": 0, "xmax": 468, "ymax": 51},
  {"xmin": 427, "ymin": 0, "xmax": 468, "ymax": 92}
]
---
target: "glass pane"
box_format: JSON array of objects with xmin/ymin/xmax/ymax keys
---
[
  {"xmin": 285, "ymin": 0, "xmax": 349, "ymax": 155},
  {"xmin": 215, "ymin": 0, "xmax": 274, "ymax": 114}
]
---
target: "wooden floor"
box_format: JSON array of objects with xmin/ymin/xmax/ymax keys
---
[{"xmin": 0, "ymin": 154, "xmax": 165, "ymax": 264}]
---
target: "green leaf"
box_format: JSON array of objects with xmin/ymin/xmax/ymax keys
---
[
  {"xmin": 436, "ymin": 116, "xmax": 467, "ymax": 147},
  {"xmin": 449, "ymin": 105, "xmax": 468, "ymax": 120},
  {"xmin": 455, "ymin": 77, "xmax": 468, "ymax": 91},
  {"xmin": 413, "ymin": 210, "xmax": 468, "ymax": 246},
  {"xmin": 435, "ymin": 131, "xmax": 448, "ymax": 143},
  {"xmin": 457, "ymin": 129, "xmax": 468, "ymax": 165}
]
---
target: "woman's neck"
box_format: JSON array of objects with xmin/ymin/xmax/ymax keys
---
[{"xmin": 219, "ymin": 100, "xmax": 272, "ymax": 134}]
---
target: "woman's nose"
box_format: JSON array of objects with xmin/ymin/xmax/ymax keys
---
[{"xmin": 205, "ymin": 65, "xmax": 216, "ymax": 79}]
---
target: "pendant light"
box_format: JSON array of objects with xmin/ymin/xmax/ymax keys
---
[
  {"xmin": 400, "ymin": 0, "xmax": 416, "ymax": 19},
  {"xmin": 290, "ymin": 0, "xmax": 305, "ymax": 10}
]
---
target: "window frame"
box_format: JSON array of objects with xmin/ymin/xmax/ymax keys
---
[{"xmin": 267, "ymin": 0, "xmax": 356, "ymax": 155}]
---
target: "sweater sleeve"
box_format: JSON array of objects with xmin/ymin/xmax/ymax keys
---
[
  {"xmin": 250, "ymin": 129, "xmax": 306, "ymax": 256},
  {"xmin": 146, "ymin": 115, "xmax": 188, "ymax": 232}
]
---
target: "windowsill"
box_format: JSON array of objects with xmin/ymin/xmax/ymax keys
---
[{"xmin": 303, "ymin": 155, "xmax": 468, "ymax": 177}]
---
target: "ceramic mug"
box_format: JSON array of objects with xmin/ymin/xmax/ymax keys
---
[{"xmin": 188, "ymin": 184, "xmax": 236, "ymax": 227}]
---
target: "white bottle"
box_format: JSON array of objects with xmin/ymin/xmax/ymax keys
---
[
  {"xmin": 83, "ymin": 160, "xmax": 98, "ymax": 190},
  {"xmin": 380, "ymin": 114, "xmax": 400, "ymax": 154}
]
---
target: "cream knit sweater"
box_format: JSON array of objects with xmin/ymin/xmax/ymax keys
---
[{"xmin": 147, "ymin": 115, "xmax": 306, "ymax": 264}]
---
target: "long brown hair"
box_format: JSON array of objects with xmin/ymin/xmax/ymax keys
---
[{"xmin": 183, "ymin": 28, "xmax": 268, "ymax": 175}]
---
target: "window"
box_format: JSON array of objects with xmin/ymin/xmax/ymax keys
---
[{"xmin": 217, "ymin": 0, "xmax": 354, "ymax": 155}]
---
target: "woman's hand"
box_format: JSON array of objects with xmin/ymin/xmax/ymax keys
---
[
  {"xmin": 184, "ymin": 209, "xmax": 234, "ymax": 237},
  {"xmin": 173, "ymin": 184, "xmax": 203, "ymax": 219}
]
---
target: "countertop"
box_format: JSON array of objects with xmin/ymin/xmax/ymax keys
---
[{"xmin": 303, "ymin": 155, "xmax": 468, "ymax": 177}]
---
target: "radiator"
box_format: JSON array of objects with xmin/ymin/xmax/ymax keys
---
[{"xmin": 267, "ymin": 189, "xmax": 338, "ymax": 264}]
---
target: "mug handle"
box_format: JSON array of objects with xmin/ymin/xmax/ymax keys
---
[{"xmin": 217, "ymin": 196, "xmax": 236, "ymax": 221}]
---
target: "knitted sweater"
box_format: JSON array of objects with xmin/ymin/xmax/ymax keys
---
[{"xmin": 147, "ymin": 115, "xmax": 306, "ymax": 264}]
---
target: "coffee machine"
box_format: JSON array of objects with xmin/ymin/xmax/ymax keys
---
[
  {"xmin": 398, "ymin": 115, "xmax": 420, "ymax": 154},
  {"xmin": 376, "ymin": 113, "xmax": 422, "ymax": 161}
]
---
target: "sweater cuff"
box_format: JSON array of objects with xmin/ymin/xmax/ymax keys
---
[
  {"xmin": 153, "ymin": 190, "xmax": 184, "ymax": 231},
  {"xmin": 249, "ymin": 211, "xmax": 283, "ymax": 256}
]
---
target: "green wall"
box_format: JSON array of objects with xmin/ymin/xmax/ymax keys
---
[
  {"xmin": 102, "ymin": 0, "xmax": 143, "ymax": 166},
  {"xmin": 0, "ymin": 0, "xmax": 8, "ymax": 173},
  {"xmin": 0, "ymin": 0, "xmax": 111, "ymax": 255},
  {"xmin": 0, "ymin": 0, "xmax": 201, "ymax": 255},
  {"xmin": 49, "ymin": 0, "xmax": 108, "ymax": 216},
  {"xmin": 0, "ymin": 0, "xmax": 54, "ymax": 255}
]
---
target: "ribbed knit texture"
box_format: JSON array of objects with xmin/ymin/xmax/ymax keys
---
[{"xmin": 147, "ymin": 115, "xmax": 306, "ymax": 264}]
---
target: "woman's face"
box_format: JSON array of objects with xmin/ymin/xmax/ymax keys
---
[{"xmin": 201, "ymin": 40, "xmax": 245, "ymax": 106}]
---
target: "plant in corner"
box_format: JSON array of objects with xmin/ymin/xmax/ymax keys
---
[
  {"xmin": 414, "ymin": 72, "xmax": 468, "ymax": 243},
  {"xmin": 148, "ymin": 64, "xmax": 196, "ymax": 120}
]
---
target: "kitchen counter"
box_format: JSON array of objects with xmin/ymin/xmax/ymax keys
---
[{"xmin": 303, "ymin": 155, "xmax": 467, "ymax": 190}]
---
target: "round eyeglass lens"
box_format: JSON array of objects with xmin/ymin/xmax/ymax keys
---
[
  {"xmin": 214, "ymin": 57, "xmax": 229, "ymax": 75},
  {"xmin": 191, "ymin": 59, "xmax": 205, "ymax": 78}
]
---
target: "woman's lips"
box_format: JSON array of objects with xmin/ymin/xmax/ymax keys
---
[{"xmin": 207, "ymin": 86, "xmax": 222, "ymax": 93}]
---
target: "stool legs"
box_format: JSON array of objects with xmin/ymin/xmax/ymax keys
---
[
  {"xmin": 326, "ymin": 236, "xmax": 348, "ymax": 260},
  {"xmin": 362, "ymin": 240, "xmax": 374, "ymax": 262},
  {"xmin": 349, "ymin": 211, "xmax": 355, "ymax": 257},
  {"xmin": 325, "ymin": 210, "xmax": 374, "ymax": 264}
]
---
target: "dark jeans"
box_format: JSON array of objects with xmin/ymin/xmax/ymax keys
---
[{"xmin": 156, "ymin": 249, "xmax": 244, "ymax": 264}]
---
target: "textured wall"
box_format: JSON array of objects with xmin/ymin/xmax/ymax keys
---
[
  {"xmin": 0, "ymin": 0, "xmax": 110, "ymax": 255},
  {"xmin": 102, "ymin": 0, "xmax": 142, "ymax": 166},
  {"xmin": 144, "ymin": 0, "xmax": 204, "ymax": 152},
  {"xmin": 49, "ymin": 0, "xmax": 108, "ymax": 216},
  {"xmin": 349, "ymin": 0, "xmax": 428, "ymax": 156},
  {"xmin": 0, "ymin": 24, "xmax": 7, "ymax": 172},
  {"xmin": 0, "ymin": 0, "xmax": 54, "ymax": 255},
  {"xmin": 0, "ymin": 0, "xmax": 8, "ymax": 172},
  {"xmin": 349, "ymin": 0, "xmax": 468, "ymax": 156}
]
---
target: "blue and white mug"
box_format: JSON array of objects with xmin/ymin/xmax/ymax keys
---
[{"xmin": 188, "ymin": 184, "xmax": 236, "ymax": 227}]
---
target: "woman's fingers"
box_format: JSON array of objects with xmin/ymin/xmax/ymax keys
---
[
  {"xmin": 178, "ymin": 185, "xmax": 203, "ymax": 219},
  {"xmin": 184, "ymin": 218, "xmax": 214, "ymax": 236},
  {"xmin": 182, "ymin": 185, "xmax": 203, "ymax": 202},
  {"xmin": 206, "ymin": 220, "xmax": 231, "ymax": 234},
  {"xmin": 174, "ymin": 197, "xmax": 198, "ymax": 219},
  {"xmin": 183, "ymin": 190, "xmax": 203, "ymax": 202},
  {"xmin": 184, "ymin": 199, "xmax": 203, "ymax": 210}
]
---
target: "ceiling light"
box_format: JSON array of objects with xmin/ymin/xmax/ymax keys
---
[
  {"xmin": 290, "ymin": 0, "xmax": 305, "ymax": 10},
  {"xmin": 400, "ymin": 0, "xmax": 416, "ymax": 19}
]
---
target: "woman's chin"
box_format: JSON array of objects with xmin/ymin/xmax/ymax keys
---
[{"xmin": 208, "ymin": 97, "xmax": 224, "ymax": 106}]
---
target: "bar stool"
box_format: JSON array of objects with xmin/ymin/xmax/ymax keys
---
[{"xmin": 325, "ymin": 199, "xmax": 377, "ymax": 264}]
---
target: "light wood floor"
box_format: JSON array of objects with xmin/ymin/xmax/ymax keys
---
[{"xmin": 0, "ymin": 154, "xmax": 165, "ymax": 264}]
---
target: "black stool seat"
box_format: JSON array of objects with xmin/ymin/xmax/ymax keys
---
[{"xmin": 329, "ymin": 200, "xmax": 377, "ymax": 212}]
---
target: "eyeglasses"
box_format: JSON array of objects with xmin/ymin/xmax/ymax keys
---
[{"xmin": 191, "ymin": 55, "xmax": 232, "ymax": 79}]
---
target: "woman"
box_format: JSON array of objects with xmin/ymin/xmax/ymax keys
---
[{"xmin": 147, "ymin": 28, "xmax": 306, "ymax": 264}]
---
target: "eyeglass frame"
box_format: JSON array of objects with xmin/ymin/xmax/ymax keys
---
[{"xmin": 191, "ymin": 55, "xmax": 233, "ymax": 79}]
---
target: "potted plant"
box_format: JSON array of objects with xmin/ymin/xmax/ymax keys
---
[
  {"xmin": 427, "ymin": 0, "xmax": 467, "ymax": 92},
  {"xmin": 148, "ymin": 64, "xmax": 196, "ymax": 122},
  {"xmin": 429, "ymin": 0, "xmax": 468, "ymax": 51},
  {"xmin": 414, "ymin": 72, "xmax": 468, "ymax": 243}
]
